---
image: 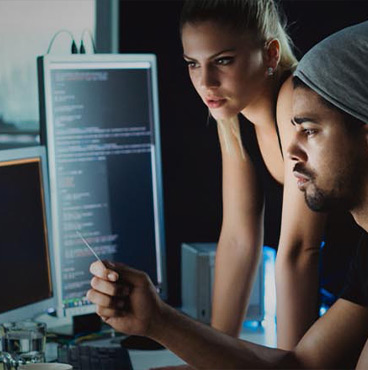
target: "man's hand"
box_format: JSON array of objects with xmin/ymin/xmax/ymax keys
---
[{"xmin": 87, "ymin": 261, "xmax": 165, "ymax": 338}]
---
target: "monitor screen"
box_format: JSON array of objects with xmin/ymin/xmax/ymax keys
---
[
  {"xmin": 38, "ymin": 54, "xmax": 167, "ymax": 317},
  {"xmin": 0, "ymin": 146, "xmax": 57, "ymax": 323}
]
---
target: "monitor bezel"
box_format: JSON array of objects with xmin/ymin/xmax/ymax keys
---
[
  {"xmin": 0, "ymin": 145, "xmax": 57, "ymax": 324},
  {"xmin": 38, "ymin": 54, "xmax": 167, "ymax": 317}
]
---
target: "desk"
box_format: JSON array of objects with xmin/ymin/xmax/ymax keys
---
[
  {"xmin": 129, "ymin": 349, "xmax": 185, "ymax": 368},
  {"xmin": 0, "ymin": 318, "xmax": 276, "ymax": 370},
  {"xmin": 92, "ymin": 317, "xmax": 276, "ymax": 369},
  {"xmin": 129, "ymin": 319, "xmax": 276, "ymax": 369},
  {"xmin": 69, "ymin": 336, "xmax": 186, "ymax": 369}
]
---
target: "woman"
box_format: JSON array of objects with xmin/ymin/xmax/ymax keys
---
[{"xmin": 180, "ymin": 0, "xmax": 361, "ymax": 349}]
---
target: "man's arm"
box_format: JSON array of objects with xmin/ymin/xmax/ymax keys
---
[
  {"xmin": 87, "ymin": 261, "xmax": 368, "ymax": 369},
  {"xmin": 293, "ymin": 299, "xmax": 368, "ymax": 369},
  {"xmin": 356, "ymin": 338, "xmax": 368, "ymax": 369},
  {"xmin": 87, "ymin": 261, "xmax": 294, "ymax": 369}
]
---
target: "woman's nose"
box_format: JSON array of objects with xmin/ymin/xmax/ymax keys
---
[{"xmin": 200, "ymin": 66, "xmax": 220, "ymax": 89}]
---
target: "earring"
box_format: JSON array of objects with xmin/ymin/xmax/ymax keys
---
[{"xmin": 267, "ymin": 67, "xmax": 274, "ymax": 76}]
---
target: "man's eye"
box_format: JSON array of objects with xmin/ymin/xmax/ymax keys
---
[
  {"xmin": 215, "ymin": 57, "xmax": 234, "ymax": 66},
  {"xmin": 303, "ymin": 129, "xmax": 316, "ymax": 136}
]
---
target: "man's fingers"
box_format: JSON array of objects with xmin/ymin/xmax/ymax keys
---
[
  {"xmin": 90, "ymin": 260, "xmax": 119, "ymax": 282},
  {"xmin": 91, "ymin": 260, "xmax": 151, "ymax": 288},
  {"xmin": 87, "ymin": 288, "xmax": 129, "ymax": 310},
  {"xmin": 87, "ymin": 288, "xmax": 114, "ymax": 308},
  {"xmin": 95, "ymin": 304, "xmax": 127, "ymax": 318},
  {"xmin": 91, "ymin": 277, "xmax": 131, "ymax": 297},
  {"xmin": 111, "ymin": 262, "xmax": 151, "ymax": 286}
]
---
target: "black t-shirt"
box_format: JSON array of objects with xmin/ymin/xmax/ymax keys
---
[{"xmin": 341, "ymin": 230, "xmax": 368, "ymax": 306}]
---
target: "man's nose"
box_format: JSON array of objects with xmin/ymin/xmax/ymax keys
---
[{"xmin": 287, "ymin": 135, "xmax": 307, "ymax": 162}]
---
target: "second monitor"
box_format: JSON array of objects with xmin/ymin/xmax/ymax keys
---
[
  {"xmin": 0, "ymin": 146, "xmax": 56, "ymax": 324},
  {"xmin": 38, "ymin": 54, "xmax": 167, "ymax": 317}
]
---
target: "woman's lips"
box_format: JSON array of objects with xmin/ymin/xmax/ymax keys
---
[{"xmin": 205, "ymin": 97, "xmax": 227, "ymax": 109}]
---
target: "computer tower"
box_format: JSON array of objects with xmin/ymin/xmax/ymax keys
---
[{"xmin": 181, "ymin": 242, "xmax": 264, "ymax": 324}]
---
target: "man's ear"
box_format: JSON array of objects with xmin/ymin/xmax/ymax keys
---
[{"xmin": 264, "ymin": 39, "xmax": 280, "ymax": 72}]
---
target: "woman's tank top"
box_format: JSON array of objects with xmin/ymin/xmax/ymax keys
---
[{"xmin": 240, "ymin": 116, "xmax": 283, "ymax": 248}]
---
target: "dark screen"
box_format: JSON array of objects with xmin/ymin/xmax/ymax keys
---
[{"xmin": 0, "ymin": 160, "xmax": 52, "ymax": 314}]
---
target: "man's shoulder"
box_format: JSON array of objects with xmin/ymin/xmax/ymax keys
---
[{"xmin": 340, "ymin": 231, "xmax": 368, "ymax": 307}]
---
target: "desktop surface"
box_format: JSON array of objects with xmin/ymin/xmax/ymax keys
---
[{"xmin": 40, "ymin": 316, "xmax": 276, "ymax": 370}]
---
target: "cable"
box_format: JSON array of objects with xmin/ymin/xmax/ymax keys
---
[
  {"xmin": 79, "ymin": 29, "xmax": 97, "ymax": 54},
  {"xmin": 71, "ymin": 40, "xmax": 78, "ymax": 54},
  {"xmin": 79, "ymin": 42, "xmax": 86, "ymax": 54},
  {"xmin": 46, "ymin": 29, "xmax": 78, "ymax": 54},
  {"xmin": 46, "ymin": 29, "xmax": 96, "ymax": 55}
]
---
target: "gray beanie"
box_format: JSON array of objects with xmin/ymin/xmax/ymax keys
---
[{"xmin": 294, "ymin": 21, "xmax": 368, "ymax": 123}]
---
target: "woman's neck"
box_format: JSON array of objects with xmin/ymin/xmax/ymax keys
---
[{"xmin": 240, "ymin": 73, "xmax": 281, "ymax": 129}]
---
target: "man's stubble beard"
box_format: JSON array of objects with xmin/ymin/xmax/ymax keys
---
[{"xmin": 304, "ymin": 165, "xmax": 362, "ymax": 213}]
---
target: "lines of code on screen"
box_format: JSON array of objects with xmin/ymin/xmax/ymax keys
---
[{"xmin": 49, "ymin": 68, "xmax": 159, "ymax": 308}]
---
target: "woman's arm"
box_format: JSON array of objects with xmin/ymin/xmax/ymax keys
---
[
  {"xmin": 275, "ymin": 76, "xmax": 326, "ymax": 349},
  {"xmin": 211, "ymin": 117, "xmax": 264, "ymax": 337}
]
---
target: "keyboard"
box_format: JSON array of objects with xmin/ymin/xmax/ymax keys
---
[{"xmin": 62, "ymin": 344, "xmax": 133, "ymax": 370}]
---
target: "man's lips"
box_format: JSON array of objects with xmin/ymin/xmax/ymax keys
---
[
  {"xmin": 293, "ymin": 171, "xmax": 310, "ymax": 189},
  {"xmin": 205, "ymin": 96, "xmax": 227, "ymax": 109}
]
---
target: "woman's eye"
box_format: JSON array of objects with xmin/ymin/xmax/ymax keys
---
[
  {"xmin": 185, "ymin": 60, "xmax": 198, "ymax": 69},
  {"xmin": 215, "ymin": 57, "xmax": 234, "ymax": 66}
]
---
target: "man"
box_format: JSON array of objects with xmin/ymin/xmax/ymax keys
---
[{"xmin": 87, "ymin": 20, "xmax": 368, "ymax": 368}]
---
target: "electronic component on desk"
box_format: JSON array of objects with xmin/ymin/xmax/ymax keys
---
[
  {"xmin": 64, "ymin": 345, "xmax": 133, "ymax": 370},
  {"xmin": 120, "ymin": 335, "xmax": 164, "ymax": 350},
  {"xmin": 181, "ymin": 242, "xmax": 264, "ymax": 324}
]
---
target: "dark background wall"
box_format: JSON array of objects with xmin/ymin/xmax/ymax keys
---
[{"xmin": 119, "ymin": 0, "xmax": 368, "ymax": 306}]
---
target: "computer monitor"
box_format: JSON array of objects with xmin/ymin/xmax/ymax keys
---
[
  {"xmin": 38, "ymin": 54, "xmax": 167, "ymax": 318},
  {"xmin": 0, "ymin": 146, "xmax": 57, "ymax": 323}
]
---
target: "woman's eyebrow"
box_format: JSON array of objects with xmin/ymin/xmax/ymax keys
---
[{"xmin": 183, "ymin": 48, "xmax": 236, "ymax": 60}]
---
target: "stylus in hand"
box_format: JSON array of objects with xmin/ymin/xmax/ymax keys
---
[{"xmin": 76, "ymin": 230, "xmax": 104, "ymax": 265}]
